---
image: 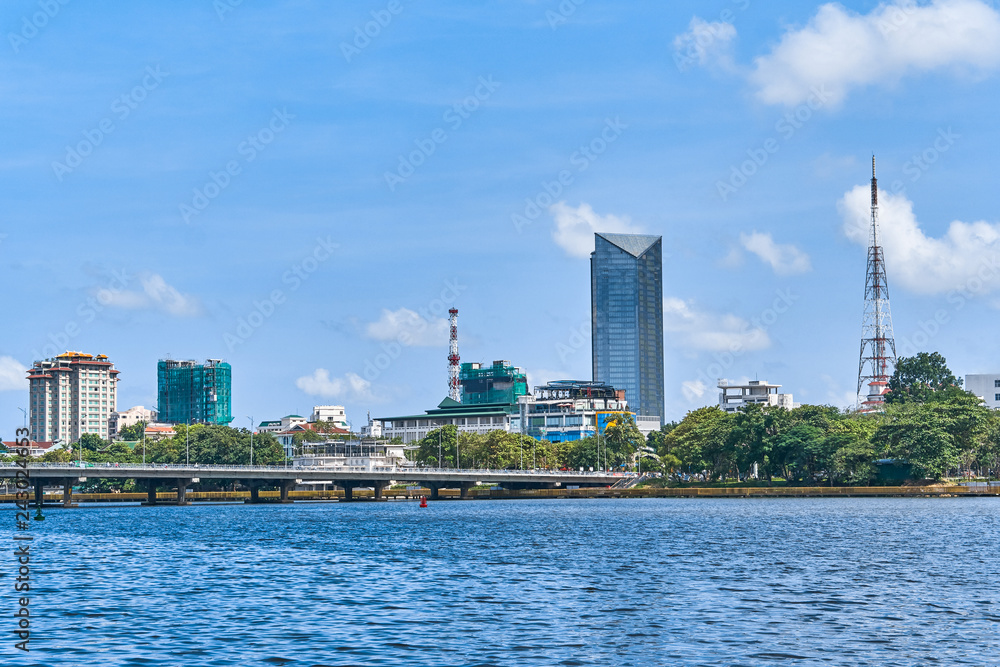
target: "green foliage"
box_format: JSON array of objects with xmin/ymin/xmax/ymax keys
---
[
  {"xmin": 117, "ymin": 422, "xmax": 146, "ymax": 442},
  {"xmin": 887, "ymin": 352, "xmax": 967, "ymax": 404}
]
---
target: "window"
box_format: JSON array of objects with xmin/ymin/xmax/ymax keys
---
[
  {"xmin": 995, "ymin": 380, "xmax": 1000, "ymax": 388},
  {"xmin": 995, "ymin": 394, "xmax": 1000, "ymax": 401}
]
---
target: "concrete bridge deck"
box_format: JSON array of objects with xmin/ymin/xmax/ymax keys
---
[{"xmin": 0, "ymin": 463, "xmax": 624, "ymax": 506}]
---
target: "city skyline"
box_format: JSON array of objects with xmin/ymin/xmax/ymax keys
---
[{"xmin": 4, "ymin": 1, "xmax": 1000, "ymax": 436}]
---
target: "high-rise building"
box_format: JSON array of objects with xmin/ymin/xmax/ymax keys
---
[
  {"xmin": 459, "ymin": 360, "xmax": 528, "ymax": 405},
  {"xmin": 157, "ymin": 358, "xmax": 232, "ymax": 425},
  {"xmin": 27, "ymin": 351, "xmax": 119, "ymax": 443},
  {"xmin": 591, "ymin": 232, "xmax": 664, "ymax": 424}
]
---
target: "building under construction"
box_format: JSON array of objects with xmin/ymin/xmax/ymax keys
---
[
  {"xmin": 157, "ymin": 358, "xmax": 233, "ymax": 425},
  {"xmin": 459, "ymin": 360, "xmax": 528, "ymax": 405}
]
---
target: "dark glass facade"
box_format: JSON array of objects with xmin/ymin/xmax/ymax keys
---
[
  {"xmin": 591, "ymin": 233, "xmax": 664, "ymax": 423},
  {"xmin": 157, "ymin": 359, "xmax": 233, "ymax": 425}
]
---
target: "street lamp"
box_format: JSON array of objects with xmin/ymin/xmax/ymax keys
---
[
  {"xmin": 247, "ymin": 416, "xmax": 254, "ymax": 467},
  {"xmin": 186, "ymin": 418, "xmax": 190, "ymax": 466}
]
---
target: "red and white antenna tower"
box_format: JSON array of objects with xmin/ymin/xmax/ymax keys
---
[
  {"xmin": 448, "ymin": 308, "xmax": 460, "ymax": 401},
  {"xmin": 857, "ymin": 156, "xmax": 897, "ymax": 411}
]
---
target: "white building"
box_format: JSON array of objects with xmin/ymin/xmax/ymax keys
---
[
  {"xmin": 258, "ymin": 414, "xmax": 307, "ymax": 434},
  {"xmin": 110, "ymin": 405, "xmax": 158, "ymax": 439},
  {"xmin": 514, "ymin": 380, "xmax": 659, "ymax": 442},
  {"xmin": 310, "ymin": 405, "xmax": 349, "ymax": 430},
  {"xmin": 718, "ymin": 380, "xmax": 795, "ymax": 413},
  {"xmin": 293, "ymin": 439, "xmax": 406, "ymax": 469},
  {"xmin": 965, "ymin": 374, "xmax": 1000, "ymax": 410},
  {"xmin": 27, "ymin": 351, "xmax": 120, "ymax": 443}
]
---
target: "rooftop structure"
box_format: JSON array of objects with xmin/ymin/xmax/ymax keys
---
[
  {"xmin": 515, "ymin": 380, "xmax": 639, "ymax": 443},
  {"xmin": 376, "ymin": 396, "xmax": 519, "ymax": 444},
  {"xmin": 27, "ymin": 351, "xmax": 120, "ymax": 443},
  {"xmin": 717, "ymin": 379, "xmax": 794, "ymax": 413}
]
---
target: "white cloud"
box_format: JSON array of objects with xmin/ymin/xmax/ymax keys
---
[
  {"xmin": 673, "ymin": 17, "xmax": 738, "ymax": 71},
  {"xmin": 101, "ymin": 273, "xmax": 201, "ymax": 317},
  {"xmin": 739, "ymin": 231, "xmax": 812, "ymax": 275},
  {"xmin": 751, "ymin": 0, "xmax": 1000, "ymax": 106},
  {"xmin": 296, "ymin": 369, "xmax": 377, "ymax": 402},
  {"xmin": 0, "ymin": 356, "xmax": 28, "ymax": 392},
  {"xmin": 681, "ymin": 380, "xmax": 707, "ymax": 402},
  {"xmin": 549, "ymin": 202, "xmax": 644, "ymax": 258},
  {"xmin": 839, "ymin": 184, "xmax": 1000, "ymax": 295},
  {"xmin": 365, "ymin": 308, "xmax": 449, "ymax": 347},
  {"xmin": 664, "ymin": 297, "xmax": 770, "ymax": 353}
]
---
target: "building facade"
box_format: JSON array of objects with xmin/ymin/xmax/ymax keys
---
[
  {"xmin": 157, "ymin": 358, "xmax": 232, "ymax": 425},
  {"xmin": 377, "ymin": 397, "xmax": 517, "ymax": 444},
  {"xmin": 27, "ymin": 351, "xmax": 120, "ymax": 443},
  {"xmin": 591, "ymin": 232, "xmax": 665, "ymax": 425},
  {"xmin": 514, "ymin": 380, "xmax": 634, "ymax": 443},
  {"xmin": 965, "ymin": 374, "xmax": 1000, "ymax": 410},
  {"xmin": 718, "ymin": 380, "xmax": 795, "ymax": 413},
  {"xmin": 459, "ymin": 361, "xmax": 528, "ymax": 405},
  {"xmin": 110, "ymin": 405, "xmax": 158, "ymax": 439},
  {"xmin": 293, "ymin": 439, "xmax": 405, "ymax": 469},
  {"xmin": 310, "ymin": 405, "xmax": 349, "ymax": 430}
]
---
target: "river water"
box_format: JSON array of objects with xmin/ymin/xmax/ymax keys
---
[{"xmin": 7, "ymin": 497, "xmax": 999, "ymax": 666}]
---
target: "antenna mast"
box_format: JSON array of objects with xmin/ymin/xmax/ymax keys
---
[
  {"xmin": 448, "ymin": 308, "xmax": 461, "ymax": 401},
  {"xmin": 857, "ymin": 156, "xmax": 897, "ymax": 410}
]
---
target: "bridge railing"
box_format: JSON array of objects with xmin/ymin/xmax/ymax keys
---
[{"xmin": 1, "ymin": 462, "xmax": 624, "ymax": 476}]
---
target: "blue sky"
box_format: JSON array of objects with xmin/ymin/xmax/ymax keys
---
[{"xmin": 3, "ymin": 0, "xmax": 1000, "ymax": 433}]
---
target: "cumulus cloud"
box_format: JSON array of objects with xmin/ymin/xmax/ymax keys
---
[
  {"xmin": 664, "ymin": 297, "xmax": 770, "ymax": 353},
  {"xmin": 839, "ymin": 184, "xmax": 1000, "ymax": 295},
  {"xmin": 681, "ymin": 380, "xmax": 707, "ymax": 402},
  {"xmin": 549, "ymin": 202, "xmax": 644, "ymax": 258},
  {"xmin": 0, "ymin": 356, "xmax": 28, "ymax": 391},
  {"xmin": 296, "ymin": 369, "xmax": 377, "ymax": 402},
  {"xmin": 750, "ymin": 0, "xmax": 1000, "ymax": 106},
  {"xmin": 101, "ymin": 273, "xmax": 201, "ymax": 317},
  {"xmin": 739, "ymin": 231, "xmax": 812, "ymax": 275},
  {"xmin": 365, "ymin": 308, "xmax": 449, "ymax": 346},
  {"xmin": 673, "ymin": 17, "xmax": 738, "ymax": 71}
]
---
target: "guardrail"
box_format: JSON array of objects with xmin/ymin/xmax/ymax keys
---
[{"xmin": 0, "ymin": 463, "xmax": 627, "ymax": 476}]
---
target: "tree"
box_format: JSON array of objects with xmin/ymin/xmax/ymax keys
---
[
  {"xmin": 603, "ymin": 412, "xmax": 645, "ymax": 470},
  {"xmin": 117, "ymin": 422, "xmax": 146, "ymax": 442},
  {"xmin": 660, "ymin": 407, "xmax": 733, "ymax": 480},
  {"xmin": 886, "ymin": 352, "xmax": 966, "ymax": 404}
]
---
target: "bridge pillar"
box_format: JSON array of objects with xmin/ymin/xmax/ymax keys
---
[
  {"xmin": 341, "ymin": 482, "xmax": 357, "ymax": 502},
  {"xmin": 279, "ymin": 480, "xmax": 295, "ymax": 504},
  {"xmin": 373, "ymin": 481, "xmax": 387, "ymax": 501},
  {"xmin": 460, "ymin": 482, "xmax": 474, "ymax": 499},
  {"xmin": 247, "ymin": 483, "xmax": 261, "ymax": 504},
  {"xmin": 427, "ymin": 484, "xmax": 440, "ymax": 500},
  {"xmin": 62, "ymin": 478, "xmax": 77, "ymax": 508},
  {"xmin": 34, "ymin": 483, "xmax": 43, "ymax": 509},
  {"xmin": 176, "ymin": 479, "xmax": 192, "ymax": 506},
  {"xmin": 142, "ymin": 480, "xmax": 158, "ymax": 506}
]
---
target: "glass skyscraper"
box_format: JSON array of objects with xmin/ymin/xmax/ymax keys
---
[{"xmin": 591, "ymin": 232, "xmax": 664, "ymax": 424}]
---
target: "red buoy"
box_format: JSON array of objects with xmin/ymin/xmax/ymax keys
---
[{"xmin": 419, "ymin": 496, "xmax": 428, "ymax": 508}]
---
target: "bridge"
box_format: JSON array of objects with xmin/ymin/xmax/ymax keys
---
[{"xmin": 0, "ymin": 463, "xmax": 622, "ymax": 507}]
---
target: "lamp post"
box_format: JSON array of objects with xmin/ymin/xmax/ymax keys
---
[
  {"xmin": 186, "ymin": 418, "xmax": 190, "ymax": 466},
  {"xmin": 247, "ymin": 416, "xmax": 254, "ymax": 467}
]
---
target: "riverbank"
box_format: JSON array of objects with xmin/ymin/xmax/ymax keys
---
[{"xmin": 2, "ymin": 484, "xmax": 998, "ymax": 504}]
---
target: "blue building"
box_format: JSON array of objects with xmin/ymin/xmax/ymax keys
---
[{"xmin": 591, "ymin": 233, "xmax": 664, "ymax": 424}]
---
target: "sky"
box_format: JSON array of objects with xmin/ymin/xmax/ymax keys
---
[{"xmin": 3, "ymin": 0, "xmax": 1000, "ymax": 435}]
